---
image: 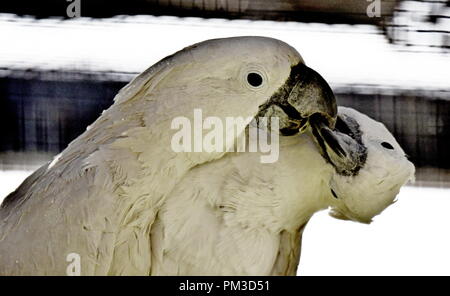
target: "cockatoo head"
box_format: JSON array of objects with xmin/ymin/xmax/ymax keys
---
[
  {"xmin": 310, "ymin": 107, "xmax": 415, "ymax": 223},
  {"xmin": 115, "ymin": 36, "xmax": 337, "ymax": 138}
]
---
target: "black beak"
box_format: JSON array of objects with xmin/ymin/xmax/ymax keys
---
[
  {"xmin": 257, "ymin": 63, "xmax": 337, "ymax": 135},
  {"xmin": 310, "ymin": 114, "xmax": 367, "ymax": 176}
]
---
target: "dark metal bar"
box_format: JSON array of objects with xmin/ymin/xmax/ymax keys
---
[{"xmin": 0, "ymin": 0, "xmax": 397, "ymax": 24}]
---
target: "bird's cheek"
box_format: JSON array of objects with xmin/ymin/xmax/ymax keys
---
[{"xmin": 369, "ymin": 166, "xmax": 390, "ymax": 180}]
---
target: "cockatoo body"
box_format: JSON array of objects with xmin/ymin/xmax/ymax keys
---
[{"xmin": 0, "ymin": 37, "xmax": 337, "ymax": 275}]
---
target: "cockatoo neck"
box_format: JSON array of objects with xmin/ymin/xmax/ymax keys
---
[{"xmin": 213, "ymin": 134, "xmax": 333, "ymax": 233}]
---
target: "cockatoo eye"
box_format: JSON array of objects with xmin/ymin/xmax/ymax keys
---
[
  {"xmin": 246, "ymin": 72, "xmax": 264, "ymax": 88},
  {"xmin": 381, "ymin": 142, "xmax": 394, "ymax": 150}
]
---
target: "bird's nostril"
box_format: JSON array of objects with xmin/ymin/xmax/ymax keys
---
[{"xmin": 331, "ymin": 189, "xmax": 339, "ymax": 199}]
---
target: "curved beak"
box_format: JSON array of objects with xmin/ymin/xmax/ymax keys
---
[
  {"xmin": 310, "ymin": 115, "xmax": 367, "ymax": 176},
  {"xmin": 257, "ymin": 63, "xmax": 337, "ymax": 135}
]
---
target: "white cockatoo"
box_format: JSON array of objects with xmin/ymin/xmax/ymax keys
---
[
  {"xmin": 148, "ymin": 106, "xmax": 415, "ymax": 275},
  {"xmin": 311, "ymin": 107, "xmax": 415, "ymax": 224},
  {"xmin": 0, "ymin": 36, "xmax": 338, "ymax": 275}
]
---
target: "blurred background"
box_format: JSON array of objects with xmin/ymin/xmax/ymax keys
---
[{"xmin": 0, "ymin": 0, "xmax": 449, "ymax": 275}]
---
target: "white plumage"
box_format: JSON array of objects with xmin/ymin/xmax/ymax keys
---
[
  {"xmin": 326, "ymin": 107, "xmax": 415, "ymax": 223},
  {"xmin": 151, "ymin": 132, "xmax": 330, "ymax": 275},
  {"xmin": 148, "ymin": 107, "xmax": 414, "ymax": 275}
]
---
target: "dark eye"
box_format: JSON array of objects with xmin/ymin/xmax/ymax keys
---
[
  {"xmin": 381, "ymin": 142, "xmax": 394, "ymax": 150},
  {"xmin": 247, "ymin": 72, "xmax": 263, "ymax": 87}
]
